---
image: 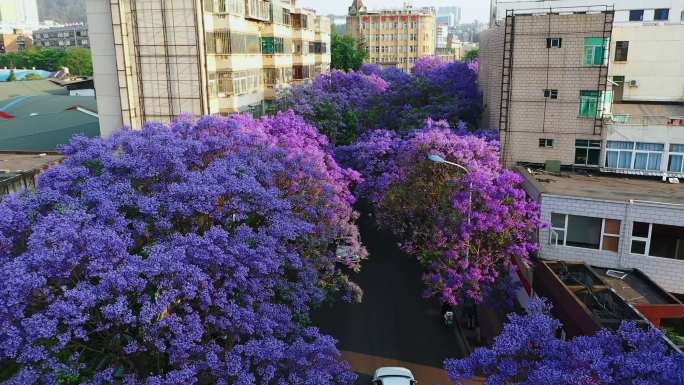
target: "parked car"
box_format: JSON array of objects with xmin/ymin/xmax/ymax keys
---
[{"xmin": 372, "ymin": 367, "xmax": 417, "ymax": 385}]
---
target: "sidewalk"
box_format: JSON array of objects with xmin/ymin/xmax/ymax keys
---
[{"xmin": 342, "ymin": 350, "xmax": 485, "ymax": 385}]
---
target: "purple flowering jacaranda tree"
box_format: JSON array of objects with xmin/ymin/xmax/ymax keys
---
[
  {"xmin": 445, "ymin": 297, "xmax": 684, "ymax": 385},
  {"xmin": 336, "ymin": 120, "xmax": 540, "ymax": 306},
  {"xmin": 0, "ymin": 112, "xmax": 362, "ymax": 384},
  {"xmin": 276, "ymin": 69, "xmax": 389, "ymax": 145}
]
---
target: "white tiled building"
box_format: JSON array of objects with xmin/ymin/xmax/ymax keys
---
[{"xmin": 520, "ymin": 168, "xmax": 684, "ymax": 294}]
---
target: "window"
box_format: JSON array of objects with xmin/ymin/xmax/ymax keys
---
[
  {"xmin": 634, "ymin": 142, "xmax": 664, "ymax": 170},
  {"xmin": 205, "ymin": 31, "xmax": 261, "ymax": 54},
  {"xmin": 654, "ymin": 8, "xmax": 669, "ymax": 21},
  {"xmin": 546, "ymin": 37, "xmax": 562, "ymax": 48},
  {"xmin": 203, "ymin": 0, "xmax": 245, "ymax": 15},
  {"xmin": 630, "ymin": 222, "xmax": 684, "ymax": 260},
  {"xmin": 208, "ymin": 69, "xmax": 262, "ymax": 97},
  {"xmin": 681, "ymin": 10, "xmax": 684, "ymax": 21},
  {"xmin": 544, "ymin": 89, "xmax": 558, "ymax": 99},
  {"xmin": 261, "ymin": 37, "xmax": 290, "ymax": 54},
  {"xmin": 539, "ymin": 138, "xmax": 554, "ymax": 148},
  {"xmin": 668, "ymin": 144, "xmax": 684, "ymax": 173},
  {"xmin": 575, "ymin": 139, "xmax": 601, "ymax": 166},
  {"xmin": 584, "ymin": 37, "xmax": 608, "ymax": 66},
  {"xmin": 614, "ymin": 41, "xmax": 629, "ymax": 61},
  {"xmin": 605, "ymin": 141, "xmax": 634, "ymax": 169},
  {"xmin": 629, "ymin": 10, "xmax": 644, "ymax": 21},
  {"xmin": 631, "ymin": 221, "xmax": 650, "ymax": 254},
  {"xmin": 579, "ymin": 90, "xmax": 600, "ymax": 117},
  {"xmin": 551, "ymin": 214, "xmax": 620, "ymax": 251},
  {"xmin": 246, "ymin": 0, "xmax": 270, "ymax": 21},
  {"xmin": 263, "ymin": 67, "xmax": 293, "ymax": 85},
  {"xmin": 605, "ymin": 141, "xmax": 664, "ymax": 171},
  {"xmin": 602, "ymin": 219, "xmax": 621, "ymax": 252}
]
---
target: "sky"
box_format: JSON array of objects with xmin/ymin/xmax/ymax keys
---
[{"xmin": 297, "ymin": 0, "xmax": 490, "ymax": 23}]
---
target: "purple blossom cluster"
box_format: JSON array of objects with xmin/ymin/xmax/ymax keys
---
[
  {"xmin": 276, "ymin": 70, "xmax": 389, "ymax": 145},
  {"xmin": 278, "ymin": 59, "xmax": 483, "ymax": 145},
  {"xmin": 336, "ymin": 120, "xmax": 540, "ymax": 306},
  {"xmin": 445, "ymin": 297, "xmax": 684, "ymax": 385},
  {"xmin": 0, "ymin": 112, "xmax": 362, "ymax": 384}
]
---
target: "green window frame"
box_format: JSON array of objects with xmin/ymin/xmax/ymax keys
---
[
  {"xmin": 579, "ymin": 90, "xmax": 612, "ymax": 118},
  {"xmin": 579, "ymin": 90, "xmax": 600, "ymax": 117},
  {"xmin": 262, "ymin": 37, "xmax": 275, "ymax": 54},
  {"xmin": 584, "ymin": 37, "xmax": 608, "ymax": 66}
]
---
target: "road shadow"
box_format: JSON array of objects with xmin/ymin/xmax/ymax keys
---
[{"xmin": 313, "ymin": 209, "xmax": 470, "ymax": 370}]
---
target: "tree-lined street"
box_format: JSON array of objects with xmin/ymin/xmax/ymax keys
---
[{"xmin": 314, "ymin": 210, "xmax": 470, "ymax": 384}]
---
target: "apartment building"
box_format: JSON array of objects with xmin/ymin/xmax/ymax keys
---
[
  {"xmin": 482, "ymin": 0, "xmax": 684, "ymax": 295},
  {"xmin": 484, "ymin": 0, "xmax": 684, "ymax": 171},
  {"xmin": 347, "ymin": 0, "xmax": 436, "ymax": 72},
  {"xmin": 480, "ymin": 7, "xmax": 614, "ymax": 167},
  {"xmin": 0, "ymin": 28, "xmax": 31, "ymax": 53},
  {"xmin": 32, "ymin": 24, "xmax": 90, "ymax": 49},
  {"xmin": 86, "ymin": 0, "xmax": 330, "ymax": 136}
]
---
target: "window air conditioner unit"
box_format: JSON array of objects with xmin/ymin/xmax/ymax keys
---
[{"xmin": 628, "ymin": 80, "xmax": 639, "ymax": 87}]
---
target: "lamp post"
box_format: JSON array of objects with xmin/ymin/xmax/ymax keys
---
[{"xmin": 427, "ymin": 154, "xmax": 472, "ymax": 258}]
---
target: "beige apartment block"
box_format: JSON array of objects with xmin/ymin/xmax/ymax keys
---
[
  {"xmin": 86, "ymin": 0, "xmax": 330, "ymax": 136},
  {"xmin": 480, "ymin": 9, "xmax": 614, "ymax": 167},
  {"xmin": 347, "ymin": 0, "xmax": 435, "ymax": 73}
]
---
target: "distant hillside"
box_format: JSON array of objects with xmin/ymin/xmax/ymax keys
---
[{"xmin": 37, "ymin": 0, "xmax": 87, "ymax": 24}]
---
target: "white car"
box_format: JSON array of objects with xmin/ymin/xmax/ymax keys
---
[
  {"xmin": 335, "ymin": 244, "xmax": 362, "ymax": 264},
  {"xmin": 372, "ymin": 367, "xmax": 417, "ymax": 385}
]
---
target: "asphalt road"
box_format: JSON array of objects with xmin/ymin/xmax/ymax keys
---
[{"xmin": 312, "ymin": 210, "xmax": 470, "ymax": 383}]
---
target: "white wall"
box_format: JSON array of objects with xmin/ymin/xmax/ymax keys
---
[
  {"xmin": 0, "ymin": 0, "xmax": 39, "ymax": 31},
  {"xmin": 493, "ymin": 0, "xmax": 684, "ymax": 22},
  {"xmin": 538, "ymin": 194, "xmax": 684, "ymax": 294},
  {"xmin": 85, "ymin": 0, "xmax": 122, "ymax": 137},
  {"xmin": 609, "ymin": 25, "xmax": 684, "ymax": 102}
]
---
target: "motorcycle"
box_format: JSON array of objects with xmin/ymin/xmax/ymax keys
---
[{"xmin": 441, "ymin": 302, "xmax": 454, "ymax": 328}]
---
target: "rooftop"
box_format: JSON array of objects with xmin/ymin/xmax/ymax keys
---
[
  {"xmin": 0, "ymin": 94, "xmax": 99, "ymax": 152},
  {"xmin": 0, "ymin": 79, "xmax": 67, "ymax": 99},
  {"xmin": 541, "ymin": 261, "xmax": 684, "ymax": 350},
  {"xmin": 517, "ymin": 166, "xmax": 684, "ymax": 205},
  {"xmin": 0, "ymin": 153, "xmax": 62, "ymax": 173},
  {"xmin": 544, "ymin": 261, "xmax": 651, "ymax": 330},
  {"xmin": 590, "ymin": 266, "xmax": 681, "ymax": 305}
]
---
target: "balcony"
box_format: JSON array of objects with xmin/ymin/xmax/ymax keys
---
[{"xmin": 246, "ymin": 0, "xmax": 270, "ymax": 22}]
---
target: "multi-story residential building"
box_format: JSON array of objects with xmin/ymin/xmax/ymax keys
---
[
  {"xmin": 347, "ymin": 0, "xmax": 436, "ymax": 72},
  {"xmin": 86, "ymin": 0, "xmax": 330, "ymax": 137},
  {"xmin": 481, "ymin": 0, "xmax": 684, "ymax": 295},
  {"xmin": 32, "ymin": 24, "xmax": 90, "ymax": 49},
  {"xmin": 0, "ymin": 28, "xmax": 31, "ymax": 52},
  {"xmin": 480, "ymin": 7, "xmax": 614, "ymax": 167},
  {"xmin": 0, "ymin": 0, "xmax": 39, "ymax": 33},
  {"xmin": 483, "ymin": 0, "xmax": 684, "ymax": 171}
]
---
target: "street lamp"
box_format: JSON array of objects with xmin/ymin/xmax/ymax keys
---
[
  {"xmin": 428, "ymin": 154, "xmax": 472, "ymax": 258},
  {"xmin": 427, "ymin": 154, "xmax": 470, "ymax": 175}
]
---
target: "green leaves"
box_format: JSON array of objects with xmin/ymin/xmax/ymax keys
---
[
  {"xmin": 0, "ymin": 47, "xmax": 92, "ymax": 76},
  {"xmin": 331, "ymin": 27, "xmax": 366, "ymax": 71}
]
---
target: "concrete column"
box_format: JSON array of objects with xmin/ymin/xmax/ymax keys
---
[{"xmin": 85, "ymin": 0, "xmax": 123, "ymax": 137}]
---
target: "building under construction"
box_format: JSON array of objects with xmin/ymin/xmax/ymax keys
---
[{"xmin": 479, "ymin": 5, "xmax": 614, "ymax": 167}]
